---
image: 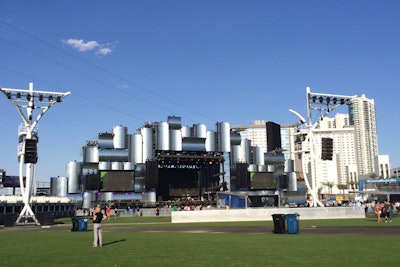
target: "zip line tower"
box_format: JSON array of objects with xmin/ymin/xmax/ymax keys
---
[{"xmin": 0, "ymin": 83, "xmax": 70, "ymax": 225}]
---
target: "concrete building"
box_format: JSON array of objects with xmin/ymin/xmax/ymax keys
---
[
  {"xmin": 375, "ymin": 155, "xmax": 390, "ymax": 178},
  {"xmin": 349, "ymin": 94, "xmax": 379, "ymax": 178}
]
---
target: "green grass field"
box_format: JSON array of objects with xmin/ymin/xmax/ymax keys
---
[{"xmin": 0, "ymin": 216, "xmax": 398, "ymax": 266}]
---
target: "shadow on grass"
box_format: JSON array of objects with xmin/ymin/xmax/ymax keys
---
[{"xmin": 103, "ymin": 239, "xmax": 127, "ymax": 246}]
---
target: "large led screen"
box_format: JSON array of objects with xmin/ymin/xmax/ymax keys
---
[
  {"xmin": 100, "ymin": 170, "xmax": 135, "ymax": 192},
  {"xmin": 249, "ymin": 172, "xmax": 276, "ymax": 190}
]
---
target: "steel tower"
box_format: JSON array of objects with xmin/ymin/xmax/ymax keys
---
[{"xmin": 0, "ymin": 83, "xmax": 70, "ymax": 225}]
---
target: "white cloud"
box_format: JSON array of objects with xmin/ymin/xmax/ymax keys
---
[
  {"xmin": 64, "ymin": 39, "xmax": 99, "ymax": 51},
  {"xmin": 63, "ymin": 38, "xmax": 115, "ymax": 55},
  {"xmin": 96, "ymin": 47, "xmax": 112, "ymax": 55}
]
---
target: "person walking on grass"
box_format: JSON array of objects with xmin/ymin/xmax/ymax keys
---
[
  {"xmin": 383, "ymin": 200, "xmax": 392, "ymax": 223},
  {"xmin": 92, "ymin": 206, "xmax": 107, "ymax": 247},
  {"xmin": 375, "ymin": 201, "xmax": 382, "ymax": 223}
]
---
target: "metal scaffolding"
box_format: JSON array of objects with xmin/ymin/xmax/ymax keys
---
[{"xmin": 0, "ymin": 83, "xmax": 70, "ymax": 225}]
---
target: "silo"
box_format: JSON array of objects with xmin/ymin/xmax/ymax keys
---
[
  {"xmin": 129, "ymin": 134, "xmax": 143, "ymax": 164},
  {"xmin": 111, "ymin": 161, "xmax": 123, "ymax": 170},
  {"xmin": 124, "ymin": 161, "xmax": 134, "ymax": 170},
  {"xmin": 83, "ymin": 145, "xmax": 99, "ymax": 163},
  {"xmin": 135, "ymin": 163, "xmax": 146, "ymax": 177},
  {"xmin": 156, "ymin": 122, "xmax": 169, "ymax": 151},
  {"xmin": 102, "ymin": 192, "xmax": 113, "ymax": 202},
  {"xmin": 169, "ymin": 129, "xmax": 182, "ymax": 151},
  {"xmin": 194, "ymin": 124, "xmax": 207, "ymax": 138},
  {"xmin": 258, "ymin": 165, "xmax": 267, "ymax": 172},
  {"xmin": 113, "ymin": 126, "xmax": 127, "ymax": 149},
  {"xmin": 254, "ymin": 146, "xmax": 264, "ymax": 165},
  {"xmin": 231, "ymin": 145, "xmax": 242, "ymax": 163},
  {"xmin": 82, "ymin": 191, "xmax": 92, "ymax": 210},
  {"xmin": 66, "ymin": 161, "xmax": 81, "ymax": 194},
  {"xmin": 181, "ymin": 126, "xmax": 191, "ymax": 138},
  {"xmin": 241, "ymin": 139, "xmax": 252, "ymax": 163},
  {"xmin": 205, "ymin": 131, "xmax": 216, "ymax": 152},
  {"xmin": 167, "ymin": 116, "xmax": 181, "ymax": 129},
  {"xmin": 267, "ymin": 165, "xmax": 275, "ymax": 172},
  {"xmin": 141, "ymin": 127, "xmax": 153, "ymax": 161},
  {"xmin": 288, "ymin": 172, "xmax": 297, "ymax": 191},
  {"xmin": 182, "ymin": 137, "xmax": 206, "ymax": 152},
  {"xmin": 98, "ymin": 149, "xmax": 129, "ymax": 161},
  {"xmin": 98, "ymin": 161, "xmax": 110, "ymax": 170},
  {"xmin": 248, "ymin": 164, "xmax": 257, "ymax": 172},
  {"xmin": 230, "ymin": 132, "xmax": 241, "ymax": 146},
  {"xmin": 217, "ymin": 122, "xmax": 230, "ymax": 152},
  {"xmin": 50, "ymin": 176, "xmax": 68, "ymax": 197},
  {"xmin": 98, "ymin": 133, "xmax": 114, "ymax": 149}
]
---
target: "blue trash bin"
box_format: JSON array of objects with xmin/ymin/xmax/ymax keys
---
[
  {"xmin": 77, "ymin": 217, "xmax": 88, "ymax": 232},
  {"xmin": 285, "ymin": 213, "xmax": 299, "ymax": 234}
]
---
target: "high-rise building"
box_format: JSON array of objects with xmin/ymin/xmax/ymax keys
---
[
  {"xmin": 231, "ymin": 120, "xmax": 268, "ymax": 152},
  {"xmin": 348, "ymin": 94, "xmax": 379, "ymax": 178}
]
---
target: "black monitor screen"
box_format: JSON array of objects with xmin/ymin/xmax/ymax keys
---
[
  {"xmin": 250, "ymin": 172, "xmax": 275, "ymax": 190},
  {"xmin": 100, "ymin": 171, "xmax": 135, "ymax": 192}
]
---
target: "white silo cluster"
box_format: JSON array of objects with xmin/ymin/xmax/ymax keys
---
[{"xmin": 60, "ymin": 116, "xmax": 289, "ymax": 202}]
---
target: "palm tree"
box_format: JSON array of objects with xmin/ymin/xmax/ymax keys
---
[
  {"xmin": 322, "ymin": 181, "xmax": 335, "ymax": 195},
  {"xmin": 337, "ymin": 183, "xmax": 348, "ymax": 195}
]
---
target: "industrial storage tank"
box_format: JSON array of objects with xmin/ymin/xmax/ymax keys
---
[
  {"xmin": 167, "ymin": 116, "xmax": 181, "ymax": 129},
  {"xmin": 264, "ymin": 152, "xmax": 285, "ymax": 164},
  {"xmin": 230, "ymin": 132, "xmax": 241, "ymax": 146},
  {"xmin": 254, "ymin": 146, "xmax": 264, "ymax": 165},
  {"xmin": 50, "ymin": 176, "xmax": 68, "ymax": 197},
  {"xmin": 141, "ymin": 127, "xmax": 153, "ymax": 161},
  {"xmin": 83, "ymin": 145, "xmax": 99, "ymax": 163},
  {"xmin": 181, "ymin": 126, "xmax": 191, "ymax": 138},
  {"xmin": 98, "ymin": 149, "xmax": 129, "ymax": 162},
  {"xmin": 102, "ymin": 192, "xmax": 113, "ymax": 202},
  {"xmin": 66, "ymin": 161, "xmax": 81, "ymax": 194},
  {"xmin": 98, "ymin": 133, "xmax": 114, "ymax": 149},
  {"xmin": 217, "ymin": 122, "xmax": 230, "ymax": 152},
  {"xmin": 82, "ymin": 191, "xmax": 93, "ymax": 210},
  {"xmin": 98, "ymin": 161, "xmax": 111, "ymax": 170},
  {"xmin": 129, "ymin": 134, "xmax": 143, "ymax": 164},
  {"xmin": 231, "ymin": 145, "xmax": 243, "ymax": 163},
  {"xmin": 156, "ymin": 122, "xmax": 169, "ymax": 151},
  {"xmin": 123, "ymin": 161, "xmax": 134, "ymax": 170},
  {"xmin": 135, "ymin": 163, "xmax": 146, "ymax": 177},
  {"xmin": 194, "ymin": 124, "xmax": 207, "ymax": 138},
  {"xmin": 182, "ymin": 137, "xmax": 206, "ymax": 152},
  {"xmin": 111, "ymin": 161, "xmax": 123, "ymax": 170},
  {"xmin": 258, "ymin": 165, "xmax": 267, "ymax": 172},
  {"xmin": 241, "ymin": 139, "xmax": 252, "ymax": 163},
  {"xmin": 169, "ymin": 129, "xmax": 182, "ymax": 151},
  {"xmin": 205, "ymin": 130, "xmax": 216, "ymax": 152},
  {"xmin": 288, "ymin": 172, "xmax": 297, "ymax": 191},
  {"xmin": 248, "ymin": 164, "xmax": 257, "ymax": 172},
  {"xmin": 113, "ymin": 126, "xmax": 127, "ymax": 149}
]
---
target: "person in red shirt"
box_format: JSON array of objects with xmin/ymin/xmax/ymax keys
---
[{"xmin": 106, "ymin": 206, "xmax": 111, "ymax": 220}]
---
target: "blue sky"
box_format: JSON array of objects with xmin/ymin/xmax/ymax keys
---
[{"xmin": 1, "ymin": 0, "xmax": 400, "ymax": 183}]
